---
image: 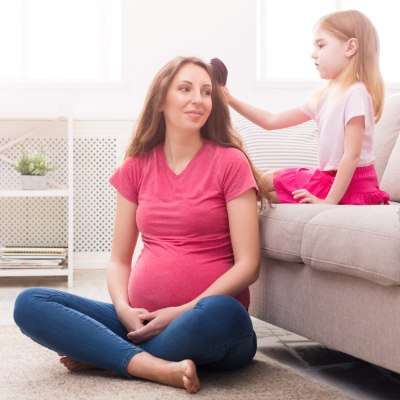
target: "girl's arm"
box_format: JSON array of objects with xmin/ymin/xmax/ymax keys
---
[
  {"xmin": 128, "ymin": 188, "xmax": 260, "ymax": 343},
  {"xmin": 293, "ymin": 116, "xmax": 365, "ymax": 204},
  {"xmin": 107, "ymin": 193, "xmax": 148, "ymax": 332},
  {"xmin": 226, "ymin": 90, "xmax": 310, "ymax": 130},
  {"xmin": 323, "ymin": 116, "xmax": 364, "ymax": 204}
]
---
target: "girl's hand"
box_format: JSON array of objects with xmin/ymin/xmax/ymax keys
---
[
  {"xmin": 127, "ymin": 306, "xmax": 184, "ymax": 344},
  {"xmin": 222, "ymin": 86, "xmax": 232, "ymax": 105},
  {"xmin": 117, "ymin": 306, "xmax": 149, "ymax": 333},
  {"xmin": 292, "ymin": 189, "xmax": 325, "ymax": 204}
]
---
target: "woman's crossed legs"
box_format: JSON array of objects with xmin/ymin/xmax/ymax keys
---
[{"xmin": 13, "ymin": 288, "xmax": 256, "ymax": 393}]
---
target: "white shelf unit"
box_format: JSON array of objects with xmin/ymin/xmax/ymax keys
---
[{"xmin": 0, "ymin": 116, "xmax": 74, "ymax": 287}]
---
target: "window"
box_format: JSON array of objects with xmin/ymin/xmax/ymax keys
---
[
  {"xmin": 0, "ymin": 0, "xmax": 121, "ymax": 83},
  {"xmin": 258, "ymin": 0, "xmax": 400, "ymax": 85}
]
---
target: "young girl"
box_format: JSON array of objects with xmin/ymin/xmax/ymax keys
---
[{"xmin": 224, "ymin": 10, "xmax": 390, "ymax": 205}]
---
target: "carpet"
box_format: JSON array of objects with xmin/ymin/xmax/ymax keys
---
[{"xmin": 0, "ymin": 325, "xmax": 352, "ymax": 400}]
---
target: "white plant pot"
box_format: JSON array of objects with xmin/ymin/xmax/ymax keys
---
[{"xmin": 20, "ymin": 175, "xmax": 47, "ymax": 190}]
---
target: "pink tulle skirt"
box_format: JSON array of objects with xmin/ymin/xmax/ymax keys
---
[{"xmin": 273, "ymin": 164, "xmax": 390, "ymax": 205}]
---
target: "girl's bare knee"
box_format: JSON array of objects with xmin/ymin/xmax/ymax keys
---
[{"xmin": 261, "ymin": 171, "xmax": 275, "ymax": 192}]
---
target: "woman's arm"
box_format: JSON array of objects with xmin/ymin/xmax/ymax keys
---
[
  {"xmin": 128, "ymin": 188, "xmax": 260, "ymax": 343},
  {"xmin": 293, "ymin": 116, "xmax": 364, "ymax": 204},
  {"xmin": 107, "ymin": 193, "xmax": 148, "ymax": 332},
  {"xmin": 186, "ymin": 188, "xmax": 260, "ymax": 300},
  {"xmin": 226, "ymin": 90, "xmax": 310, "ymax": 130}
]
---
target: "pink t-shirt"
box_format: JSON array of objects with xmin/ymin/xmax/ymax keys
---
[
  {"xmin": 109, "ymin": 140, "xmax": 258, "ymax": 311},
  {"xmin": 300, "ymin": 83, "xmax": 375, "ymax": 171}
]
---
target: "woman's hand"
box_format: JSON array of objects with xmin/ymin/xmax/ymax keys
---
[
  {"xmin": 117, "ymin": 305, "xmax": 149, "ymax": 333},
  {"xmin": 127, "ymin": 306, "xmax": 184, "ymax": 344}
]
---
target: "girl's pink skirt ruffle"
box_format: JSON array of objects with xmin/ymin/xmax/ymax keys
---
[{"xmin": 273, "ymin": 164, "xmax": 390, "ymax": 205}]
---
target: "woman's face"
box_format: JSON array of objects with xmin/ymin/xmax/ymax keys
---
[{"xmin": 161, "ymin": 63, "xmax": 213, "ymax": 135}]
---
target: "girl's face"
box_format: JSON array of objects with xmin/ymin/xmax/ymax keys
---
[
  {"xmin": 162, "ymin": 63, "xmax": 212, "ymax": 135},
  {"xmin": 311, "ymin": 25, "xmax": 351, "ymax": 81}
]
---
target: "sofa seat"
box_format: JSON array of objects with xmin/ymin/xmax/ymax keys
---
[
  {"xmin": 260, "ymin": 204, "xmax": 400, "ymax": 287},
  {"xmin": 235, "ymin": 94, "xmax": 400, "ymax": 373}
]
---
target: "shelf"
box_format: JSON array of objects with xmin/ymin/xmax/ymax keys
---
[
  {"xmin": 0, "ymin": 115, "xmax": 74, "ymax": 287},
  {"xmin": 0, "ymin": 189, "xmax": 69, "ymax": 198},
  {"xmin": 0, "ymin": 115, "xmax": 67, "ymax": 121},
  {"xmin": 0, "ymin": 267, "xmax": 69, "ymax": 278}
]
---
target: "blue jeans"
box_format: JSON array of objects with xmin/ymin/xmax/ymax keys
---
[{"xmin": 13, "ymin": 288, "xmax": 257, "ymax": 378}]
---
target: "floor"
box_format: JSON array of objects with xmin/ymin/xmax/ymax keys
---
[{"xmin": 2, "ymin": 270, "xmax": 400, "ymax": 400}]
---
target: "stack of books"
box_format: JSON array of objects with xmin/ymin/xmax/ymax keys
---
[{"xmin": 0, "ymin": 246, "xmax": 68, "ymax": 269}]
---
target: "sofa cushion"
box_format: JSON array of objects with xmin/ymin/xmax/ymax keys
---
[
  {"xmin": 259, "ymin": 204, "xmax": 336, "ymax": 262},
  {"xmin": 373, "ymin": 95, "xmax": 400, "ymax": 182},
  {"xmin": 232, "ymin": 114, "xmax": 318, "ymax": 172},
  {"xmin": 301, "ymin": 205, "xmax": 400, "ymax": 286},
  {"xmin": 380, "ymin": 132, "xmax": 400, "ymax": 202}
]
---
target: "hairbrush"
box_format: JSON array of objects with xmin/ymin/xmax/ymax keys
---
[{"xmin": 210, "ymin": 58, "xmax": 228, "ymax": 86}]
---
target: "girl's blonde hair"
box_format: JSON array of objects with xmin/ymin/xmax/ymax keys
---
[
  {"xmin": 318, "ymin": 10, "xmax": 384, "ymax": 121},
  {"xmin": 125, "ymin": 56, "xmax": 270, "ymax": 205}
]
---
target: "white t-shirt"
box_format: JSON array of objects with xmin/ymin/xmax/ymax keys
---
[{"xmin": 300, "ymin": 83, "xmax": 375, "ymax": 171}]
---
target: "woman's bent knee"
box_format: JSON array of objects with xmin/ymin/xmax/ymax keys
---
[
  {"xmin": 13, "ymin": 287, "xmax": 50, "ymax": 328},
  {"xmin": 196, "ymin": 295, "xmax": 253, "ymax": 335},
  {"xmin": 198, "ymin": 295, "xmax": 248, "ymax": 315}
]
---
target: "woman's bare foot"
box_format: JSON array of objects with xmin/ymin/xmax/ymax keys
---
[
  {"xmin": 59, "ymin": 356, "xmax": 99, "ymax": 372},
  {"xmin": 169, "ymin": 359, "xmax": 200, "ymax": 394},
  {"xmin": 127, "ymin": 353, "xmax": 200, "ymax": 393}
]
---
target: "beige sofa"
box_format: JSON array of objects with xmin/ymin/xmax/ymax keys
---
[{"xmin": 234, "ymin": 94, "xmax": 400, "ymax": 374}]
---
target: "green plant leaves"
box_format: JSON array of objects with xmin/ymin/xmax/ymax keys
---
[{"xmin": 13, "ymin": 147, "xmax": 58, "ymax": 176}]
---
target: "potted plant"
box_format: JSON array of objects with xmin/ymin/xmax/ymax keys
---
[{"xmin": 13, "ymin": 147, "xmax": 58, "ymax": 190}]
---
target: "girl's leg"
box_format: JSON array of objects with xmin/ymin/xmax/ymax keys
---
[
  {"xmin": 261, "ymin": 171, "xmax": 275, "ymax": 192},
  {"xmin": 268, "ymin": 191, "xmax": 281, "ymax": 203},
  {"xmin": 261, "ymin": 171, "xmax": 280, "ymax": 203},
  {"xmin": 141, "ymin": 295, "xmax": 257, "ymax": 371}
]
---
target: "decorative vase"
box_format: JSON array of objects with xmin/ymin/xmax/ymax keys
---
[{"xmin": 20, "ymin": 175, "xmax": 47, "ymax": 190}]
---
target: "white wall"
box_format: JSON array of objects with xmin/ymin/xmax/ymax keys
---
[
  {"xmin": 0, "ymin": 0, "xmax": 313, "ymax": 119},
  {"xmin": 0, "ymin": 0, "xmax": 396, "ymax": 119}
]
